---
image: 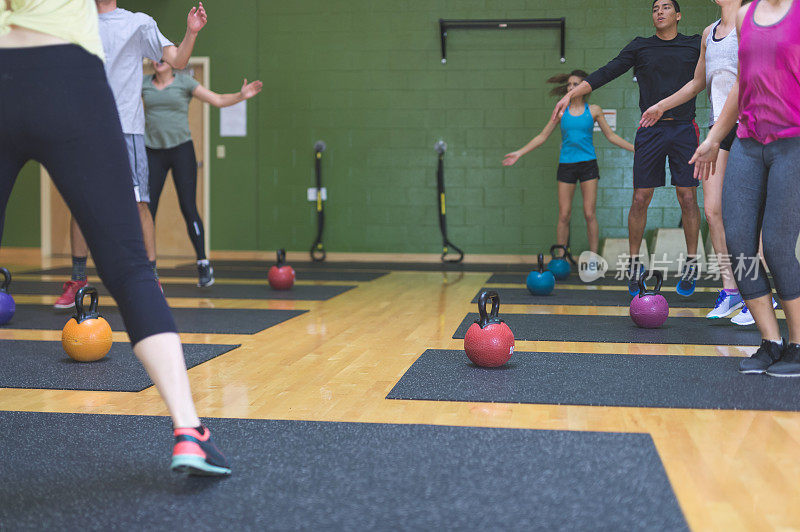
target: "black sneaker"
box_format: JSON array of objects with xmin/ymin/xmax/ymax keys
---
[
  {"xmin": 739, "ymin": 339, "xmax": 784, "ymax": 374},
  {"xmin": 627, "ymin": 257, "xmax": 645, "ymax": 296},
  {"xmin": 766, "ymin": 343, "xmax": 800, "ymax": 377},
  {"xmin": 676, "ymin": 256, "xmax": 699, "ymax": 297},
  {"xmin": 198, "ymin": 263, "xmax": 215, "ymax": 288}
]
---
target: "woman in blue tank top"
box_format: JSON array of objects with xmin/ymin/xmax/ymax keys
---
[{"xmin": 504, "ymin": 70, "xmax": 634, "ymax": 253}]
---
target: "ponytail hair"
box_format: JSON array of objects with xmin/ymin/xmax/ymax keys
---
[{"xmin": 547, "ymin": 70, "xmax": 589, "ymax": 97}]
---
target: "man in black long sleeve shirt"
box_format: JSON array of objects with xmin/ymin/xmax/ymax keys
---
[{"xmin": 552, "ymin": 0, "xmax": 703, "ymax": 296}]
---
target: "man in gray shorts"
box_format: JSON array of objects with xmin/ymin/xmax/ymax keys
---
[{"xmin": 55, "ymin": 1, "xmax": 208, "ymax": 308}]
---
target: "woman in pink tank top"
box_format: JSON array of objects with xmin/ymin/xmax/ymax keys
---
[{"xmin": 691, "ymin": 0, "xmax": 800, "ymax": 376}]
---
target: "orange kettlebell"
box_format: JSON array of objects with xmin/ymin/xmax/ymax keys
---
[{"xmin": 62, "ymin": 286, "xmax": 113, "ymax": 362}]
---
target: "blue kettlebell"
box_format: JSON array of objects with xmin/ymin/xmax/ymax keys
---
[
  {"xmin": 0, "ymin": 267, "xmax": 15, "ymax": 325},
  {"xmin": 526, "ymin": 254, "xmax": 555, "ymax": 296},
  {"xmin": 548, "ymin": 245, "xmax": 572, "ymax": 281}
]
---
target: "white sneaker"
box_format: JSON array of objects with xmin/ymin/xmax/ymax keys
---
[
  {"xmin": 730, "ymin": 297, "xmax": 778, "ymax": 326},
  {"xmin": 706, "ymin": 290, "xmax": 744, "ymax": 319}
]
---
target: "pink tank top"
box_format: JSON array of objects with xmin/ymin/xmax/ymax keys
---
[{"xmin": 737, "ymin": 0, "xmax": 800, "ymax": 144}]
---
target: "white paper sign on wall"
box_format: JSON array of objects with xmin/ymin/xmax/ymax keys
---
[
  {"xmin": 594, "ymin": 109, "xmax": 617, "ymax": 132},
  {"xmin": 220, "ymin": 101, "xmax": 247, "ymax": 137}
]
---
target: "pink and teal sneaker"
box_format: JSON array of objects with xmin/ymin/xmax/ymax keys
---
[{"xmin": 171, "ymin": 425, "xmax": 231, "ymax": 476}]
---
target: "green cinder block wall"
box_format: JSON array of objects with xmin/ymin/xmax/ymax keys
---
[{"xmin": 3, "ymin": 0, "xmax": 719, "ymax": 253}]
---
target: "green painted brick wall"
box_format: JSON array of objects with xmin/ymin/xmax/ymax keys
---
[
  {"xmin": 3, "ymin": 162, "xmax": 40, "ymax": 247},
  {"xmin": 3, "ymin": 0, "xmax": 720, "ymax": 254}
]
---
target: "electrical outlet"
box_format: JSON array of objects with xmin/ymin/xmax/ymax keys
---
[
  {"xmin": 216, "ymin": 145, "xmax": 226, "ymax": 159},
  {"xmin": 307, "ymin": 188, "xmax": 327, "ymax": 201}
]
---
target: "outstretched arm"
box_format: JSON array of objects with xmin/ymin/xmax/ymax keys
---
[
  {"xmin": 553, "ymin": 41, "xmax": 638, "ymax": 121},
  {"xmin": 640, "ymin": 26, "xmax": 710, "ymax": 127},
  {"xmin": 161, "ymin": 3, "xmax": 207, "ymax": 70},
  {"xmin": 592, "ymin": 106, "xmax": 634, "ymax": 152},
  {"xmin": 192, "ymin": 79, "xmax": 264, "ymax": 108},
  {"xmin": 502, "ymin": 118, "xmax": 559, "ymax": 166},
  {"xmin": 551, "ymin": 81, "xmax": 593, "ymax": 122}
]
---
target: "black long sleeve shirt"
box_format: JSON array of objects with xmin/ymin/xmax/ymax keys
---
[{"xmin": 584, "ymin": 33, "xmax": 701, "ymax": 122}]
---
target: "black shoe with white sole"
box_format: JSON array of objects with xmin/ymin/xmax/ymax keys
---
[
  {"xmin": 766, "ymin": 343, "xmax": 800, "ymax": 377},
  {"xmin": 198, "ymin": 263, "xmax": 215, "ymax": 288},
  {"xmin": 739, "ymin": 339, "xmax": 784, "ymax": 374}
]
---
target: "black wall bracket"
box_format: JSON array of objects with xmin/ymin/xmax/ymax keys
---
[{"xmin": 439, "ymin": 18, "xmax": 566, "ymax": 64}]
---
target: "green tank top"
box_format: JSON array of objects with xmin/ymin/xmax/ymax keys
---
[{"xmin": 142, "ymin": 73, "xmax": 199, "ymax": 149}]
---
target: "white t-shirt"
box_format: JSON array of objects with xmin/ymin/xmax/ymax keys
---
[{"xmin": 98, "ymin": 8, "xmax": 173, "ymax": 135}]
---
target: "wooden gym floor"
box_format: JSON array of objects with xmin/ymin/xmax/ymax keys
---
[{"xmin": 1, "ymin": 249, "xmax": 799, "ymax": 531}]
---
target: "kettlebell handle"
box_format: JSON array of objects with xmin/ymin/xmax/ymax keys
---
[
  {"xmin": 637, "ymin": 269, "xmax": 664, "ymax": 297},
  {"xmin": 475, "ymin": 290, "xmax": 502, "ymax": 328},
  {"xmin": 74, "ymin": 286, "xmax": 101, "ymax": 323},
  {"xmin": 537, "ymin": 254, "xmax": 545, "ymax": 273},
  {"xmin": 0, "ymin": 267, "xmax": 10, "ymax": 293},
  {"xmin": 550, "ymin": 244, "xmax": 568, "ymax": 259},
  {"xmin": 277, "ymin": 249, "xmax": 286, "ymax": 266}
]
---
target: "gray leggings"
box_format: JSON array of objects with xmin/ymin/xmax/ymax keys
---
[{"xmin": 722, "ymin": 136, "xmax": 800, "ymax": 301}]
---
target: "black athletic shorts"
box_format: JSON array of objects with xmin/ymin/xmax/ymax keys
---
[
  {"xmin": 633, "ymin": 120, "xmax": 700, "ymax": 188},
  {"xmin": 556, "ymin": 159, "xmax": 600, "ymax": 184},
  {"xmin": 709, "ymin": 124, "xmax": 737, "ymax": 152}
]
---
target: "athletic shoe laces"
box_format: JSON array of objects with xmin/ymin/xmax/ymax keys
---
[
  {"xmin": 753, "ymin": 339, "xmax": 779, "ymax": 363},
  {"xmin": 714, "ymin": 290, "xmax": 727, "ymax": 307}
]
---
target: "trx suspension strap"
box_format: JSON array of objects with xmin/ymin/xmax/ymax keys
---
[
  {"xmin": 435, "ymin": 140, "xmax": 464, "ymax": 263},
  {"xmin": 310, "ymin": 141, "xmax": 327, "ymax": 262}
]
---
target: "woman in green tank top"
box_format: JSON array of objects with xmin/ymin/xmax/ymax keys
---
[{"xmin": 142, "ymin": 60, "xmax": 262, "ymax": 287}]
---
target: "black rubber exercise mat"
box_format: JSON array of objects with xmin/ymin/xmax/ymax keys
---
[
  {"xmin": 181, "ymin": 259, "xmax": 534, "ymax": 272},
  {"xmin": 24, "ymin": 266, "xmax": 388, "ymax": 282},
  {"xmin": 387, "ymin": 349, "xmax": 800, "ymax": 412},
  {"xmin": 471, "ymin": 287, "xmax": 723, "ymax": 308},
  {"xmin": 0, "ymin": 411, "xmax": 686, "ymax": 531},
  {"xmin": 452, "ymin": 313, "xmax": 787, "ymax": 346},
  {"xmin": 1, "ymin": 304, "xmax": 306, "ymax": 335},
  {"xmin": 11, "ymin": 280, "xmax": 356, "ymax": 301},
  {"xmin": 0, "ymin": 340, "xmax": 239, "ymax": 391},
  {"xmin": 487, "ymin": 272, "xmax": 727, "ymax": 288}
]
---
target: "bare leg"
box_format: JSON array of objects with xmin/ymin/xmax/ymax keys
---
[
  {"xmin": 556, "ymin": 181, "xmax": 577, "ymax": 247},
  {"xmin": 747, "ymin": 294, "xmax": 782, "ymax": 342},
  {"xmin": 703, "ymin": 149, "xmax": 737, "ymax": 290},
  {"xmin": 783, "ymin": 298, "xmax": 800, "ymax": 344},
  {"xmin": 133, "ymin": 332, "xmax": 201, "ymax": 428},
  {"xmin": 580, "ymin": 178, "xmax": 599, "ymax": 253},
  {"xmin": 138, "ymin": 202, "xmax": 156, "ymax": 262},
  {"xmin": 70, "ymin": 217, "xmax": 89, "ymax": 257},
  {"xmin": 676, "ymin": 186, "xmax": 700, "ymax": 256},
  {"xmin": 628, "ymin": 188, "xmax": 654, "ymax": 257}
]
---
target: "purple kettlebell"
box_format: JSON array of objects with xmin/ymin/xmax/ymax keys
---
[{"xmin": 630, "ymin": 269, "xmax": 669, "ymax": 328}]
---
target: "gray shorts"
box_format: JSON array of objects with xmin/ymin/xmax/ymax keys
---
[{"xmin": 124, "ymin": 133, "xmax": 149, "ymax": 202}]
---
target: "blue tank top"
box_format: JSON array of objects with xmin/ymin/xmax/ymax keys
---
[{"xmin": 559, "ymin": 104, "xmax": 597, "ymax": 164}]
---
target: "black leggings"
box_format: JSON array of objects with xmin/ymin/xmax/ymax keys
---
[
  {"xmin": 0, "ymin": 45, "xmax": 176, "ymax": 344},
  {"xmin": 147, "ymin": 141, "xmax": 206, "ymax": 260}
]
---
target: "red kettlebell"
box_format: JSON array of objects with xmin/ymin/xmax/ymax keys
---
[
  {"xmin": 268, "ymin": 249, "xmax": 295, "ymax": 290},
  {"xmin": 464, "ymin": 290, "xmax": 515, "ymax": 368}
]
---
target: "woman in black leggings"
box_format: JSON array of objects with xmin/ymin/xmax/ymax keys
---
[
  {"xmin": 0, "ymin": 3, "xmax": 229, "ymax": 476},
  {"xmin": 143, "ymin": 60, "xmax": 262, "ymax": 287}
]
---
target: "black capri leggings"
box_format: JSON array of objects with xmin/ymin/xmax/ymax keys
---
[
  {"xmin": 0, "ymin": 45, "xmax": 176, "ymax": 344},
  {"xmin": 147, "ymin": 141, "xmax": 206, "ymax": 261}
]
